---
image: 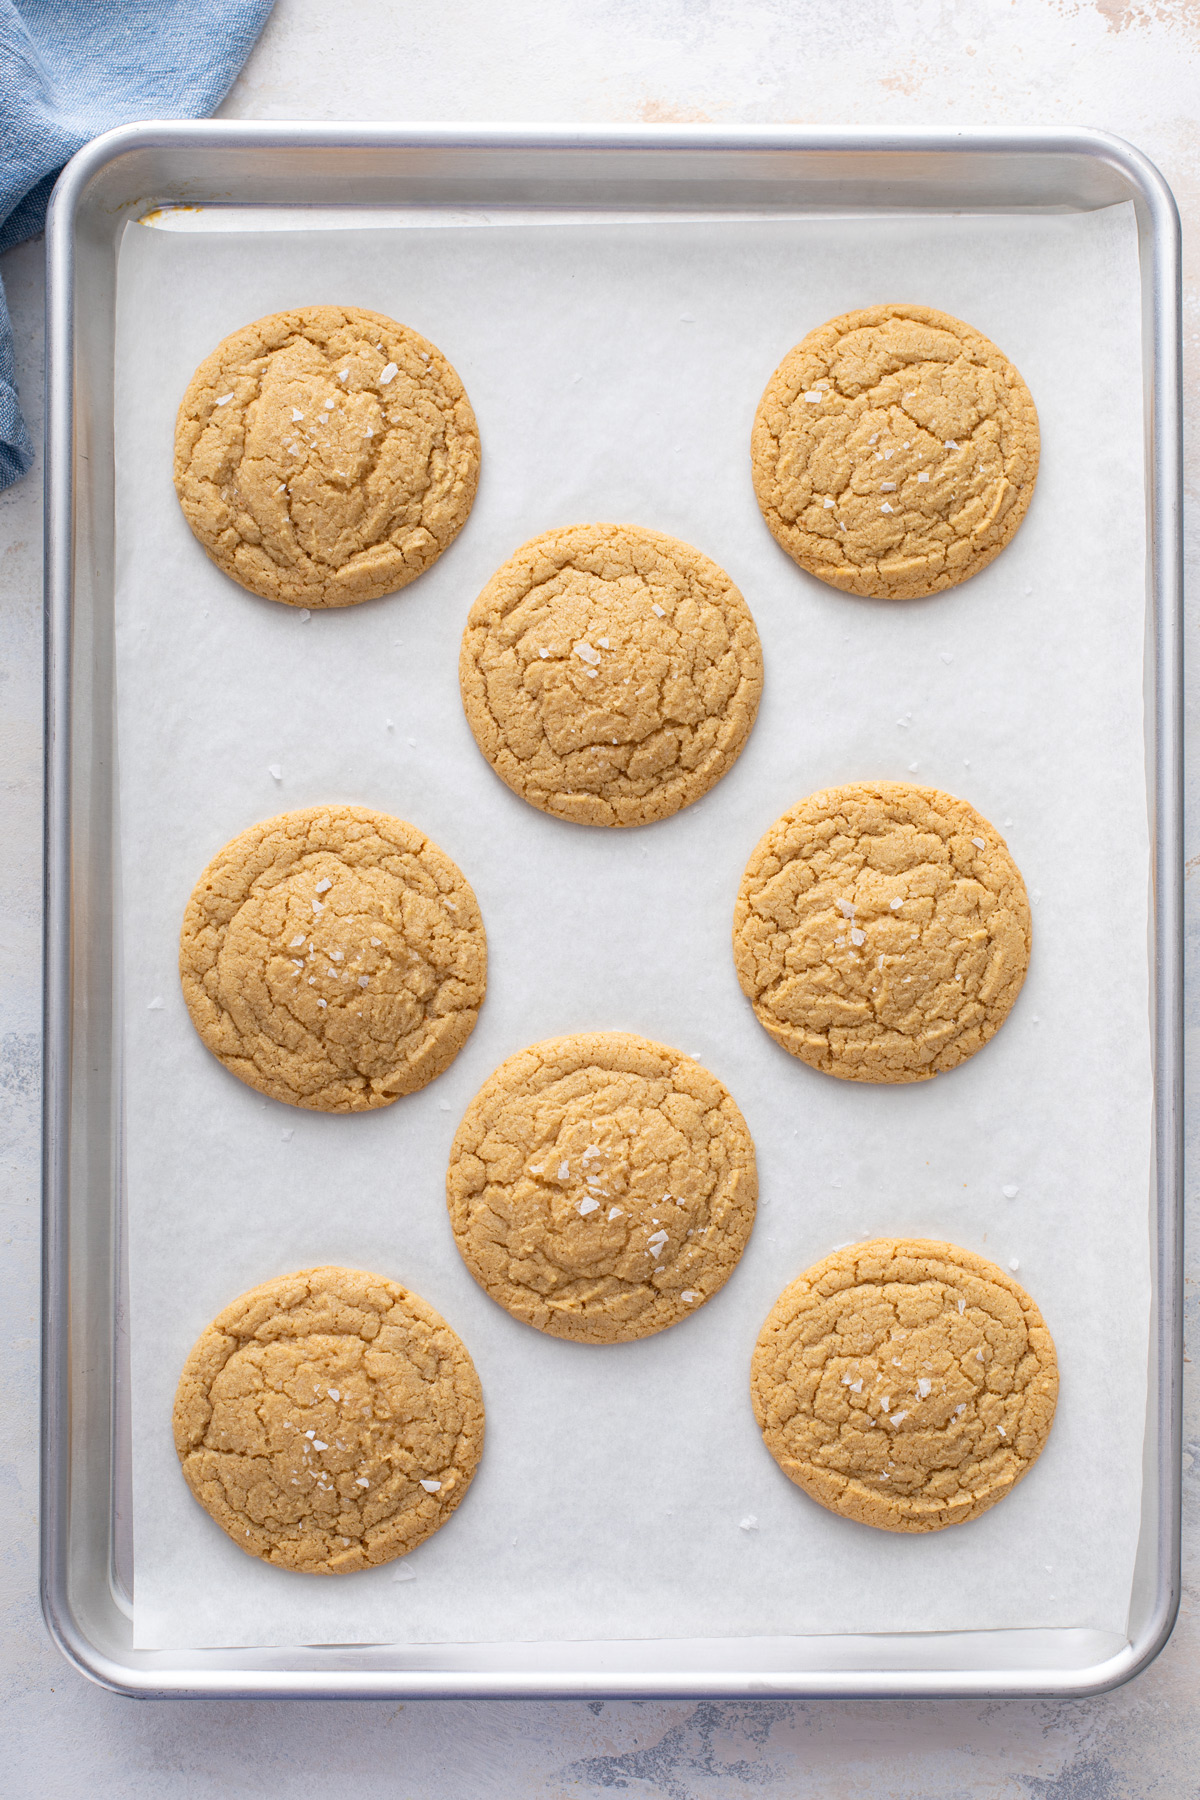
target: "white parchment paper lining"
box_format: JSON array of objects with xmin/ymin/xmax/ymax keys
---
[{"xmin": 115, "ymin": 203, "xmax": 1151, "ymax": 1651}]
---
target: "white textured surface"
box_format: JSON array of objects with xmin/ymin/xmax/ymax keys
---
[{"xmin": 2, "ymin": 0, "xmax": 1199, "ymax": 1792}]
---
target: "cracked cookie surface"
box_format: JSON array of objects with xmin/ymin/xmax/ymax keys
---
[
  {"xmin": 174, "ymin": 305, "xmax": 480, "ymax": 607},
  {"xmin": 751, "ymin": 1239, "xmax": 1058, "ymax": 1532},
  {"xmin": 173, "ymin": 1267, "xmax": 484, "ymax": 1573},
  {"xmin": 733, "ymin": 782, "xmax": 1030, "ymax": 1084},
  {"xmin": 446, "ymin": 1032, "xmax": 758, "ymax": 1343},
  {"xmin": 459, "ymin": 523, "xmax": 763, "ymax": 826},
  {"xmin": 751, "ymin": 304, "xmax": 1039, "ymax": 599},
  {"xmin": 179, "ymin": 805, "xmax": 486, "ymax": 1111}
]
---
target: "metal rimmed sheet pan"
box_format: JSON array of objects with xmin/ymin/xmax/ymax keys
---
[{"xmin": 42, "ymin": 123, "xmax": 1182, "ymax": 1700}]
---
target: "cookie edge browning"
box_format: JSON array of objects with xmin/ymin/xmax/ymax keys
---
[
  {"xmin": 178, "ymin": 803, "xmax": 488, "ymax": 1113},
  {"xmin": 750, "ymin": 1237, "xmax": 1059, "ymax": 1533},
  {"xmin": 459, "ymin": 522, "xmax": 765, "ymax": 828},
  {"xmin": 173, "ymin": 304, "xmax": 481, "ymax": 609},
  {"xmin": 171, "ymin": 1265, "xmax": 486, "ymax": 1573},
  {"xmin": 731, "ymin": 780, "xmax": 1032, "ymax": 1085},
  {"xmin": 750, "ymin": 303, "xmax": 1041, "ymax": 600},
  {"xmin": 446, "ymin": 1030, "xmax": 759, "ymax": 1343}
]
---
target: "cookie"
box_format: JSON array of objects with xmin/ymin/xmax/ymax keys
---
[
  {"xmin": 446, "ymin": 1032, "xmax": 758, "ymax": 1343},
  {"xmin": 459, "ymin": 523, "xmax": 763, "ymax": 826},
  {"xmin": 179, "ymin": 805, "xmax": 486, "ymax": 1111},
  {"xmin": 751, "ymin": 1239, "xmax": 1058, "ymax": 1533},
  {"xmin": 751, "ymin": 304, "xmax": 1039, "ymax": 599},
  {"xmin": 733, "ymin": 782, "xmax": 1030, "ymax": 1083},
  {"xmin": 173, "ymin": 305, "xmax": 480, "ymax": 608},
  {"xmin": 173, "ymin": 1267, "xmax": 484, "ymax": 1573}
]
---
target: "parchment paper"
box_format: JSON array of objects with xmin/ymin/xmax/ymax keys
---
[{"xmin": 115, "ymin": 202, "xmax": 1152, "ymax": 1651}]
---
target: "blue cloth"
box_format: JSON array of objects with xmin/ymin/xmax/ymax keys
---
[{"xmin": 0, "ymin": 0, "xmax": 275, "ymax": 487}]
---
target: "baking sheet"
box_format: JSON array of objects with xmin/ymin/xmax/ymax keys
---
[{"xmin": 115, "ymin": 203, "xmax": 1152, "ymax": 1652}]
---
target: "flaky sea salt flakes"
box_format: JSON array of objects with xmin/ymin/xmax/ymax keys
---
[
  {"xmin": 945, "ymin": 439, "xmax": 959, "ymax": 449},
  {"xmin": 315, "ymin": 877, "xmax": 333, "ymax": 893},
  {"xmin": 268, "ymin": 763, "xmax": 282, "ymax": 781},
  {"xmin": 1009, "ymin": 1258, "xmax": 1020, "ymax": 1273},
  {"xmin": 291, "ymin": 408, "xmax": 304, "ymax": 422},
  {"xmin": 393, "ymin": 1564, "xmax": 416, "ymax": 1582},
  {"xmin": 917, "ymin": 1378, "xmax": 932, "ymax": 1398},
  {"xmin": 357, "ymin": 975, "xmax": 369, "ymax": 988},
  {"xmin": 889, "ymin": 897, "xmax": 903, "ymax": 910},
  {"xmin": 578, "ymin": 1197, "xmax": 600, "ymax": 1216},
  {"xmin": 356, "ymin": 1476, "xmax": 369, "ymax": 1487},
  {"xmin": 338, "ymin": 369, "xmax": 349, "ymax": 382},
  {"xmin": 836, "ymin": 898, "xmax": 856, "ymax": 919},
  {"xmin": 646, "ymin": 1230, "xmax": 668, "ymax": 1258},
  {"xmin": 918, "ymin": 471, "xmax": 930, "ymax": 483},
  {"xmin": 537, "ymin": 647, "xmax": 549, "ymax": 658},
  {"xmin": 803, "ymin": 390, "xmax": 824, "ymax": 403},
  {"xmin": 850, "ymin": 927, "xmax": 865, "ymax": 947},
  {"xmin": 681, "ymin": 1290, "xmax": 698, "ymax": 1302},
  {"xmin": 739, "ymin": 1515, "xmax": 759, "ymax": 1531},
  {"xmin": 370, "ymin": 937, "xmax": 381, "ymax": 946},
  {"xmin": 298, "ymin": 608, "xmax": 311, "ymax": 622},
  {"xmin": 290, "ymin": 934, "xmax": 306, "ymax": 948},
  {"xmin": 574, "ymin": 641, "xmax": 601, "ymax": 665},
  {"xmin": 420, "ymin": 1478, "xmax": 442, "ymax": 1493},
  {"xmin": 880, "ymin": 501, "xmax": 894, "ymax": 514},
  {"xmin": 608, "ymin": 1206, "xmax": 623, "ymax": 1221},
  {"xmin": 317, "ymin": 997, "xmax": 327, "ymax": 1008},
  {"xmin": 379, "ymin": 362, "xmax": 398, "ymax": 385},
  {"xmin": 880, "ymin": 481, "xmax": 896, "ymax": 492},
  {"xmin": 281, "ymin": 1128, "xmax": 294, "ymax": 1142},
  {"xmin": 215, "ymin": 393, "xmax": 233, "ymax": 407},
  {"xmin": 651, "ymin": 602, "xmax": 665, "ymax": 617},
  {"xmin": 972, "ymin": 836, "xmax": 985, "ymax": 849},
  {"xmin": 558, "ymin": 1161, "xmax": 570, "ymax": 1180},
  {"xmin": 890, "ymin": 1411, "xmax": 908, "ymax": 1425},
  {"xmin": 958, "ymin": 1296, "xmax": 966, "ymax": 1314},
  {"xmin": 1003, "ymin": 1184, "xmax": 1019, "ymax": 1199},
  {"xmin": 822, "ymin": 496, "xmax": 834, "ymax": 509}
]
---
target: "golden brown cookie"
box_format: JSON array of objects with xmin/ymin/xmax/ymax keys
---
[
  {"xmin": 459, "ymin": 523, "xmax": 763, "ymax": 826},
  {"xmin": 446, "ymin": 1032, "xmax": 758, "ymax": 1342},
  {"xmin": 751, "ymin": 1239, "xmax": 1058, "ymax": 1533},
  {"xmin": 751, "ymin": 304, "xmax": 1039, "ymax": 599},
  {"xmin": 173, "ymin": 1267, "xmax": 484, "ymax": 1573},
  {"xmin": 179, "ymin": 805, "xmax": 486, "ymax": 1111},
  {"xmin": 733, "ymin": 781, "xmax": 1030, "ymax": 1083},
  {"xmin": 173, "ymin": 305, "xmax": 480, "ymax": 607}
]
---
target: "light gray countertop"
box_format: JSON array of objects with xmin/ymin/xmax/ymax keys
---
[{"xmin": 2, "ymin": 2, "xmax": 1197, "ymax": 1793}]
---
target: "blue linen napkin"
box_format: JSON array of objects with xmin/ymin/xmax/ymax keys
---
[{"xmin": 0, "ymin": 0, "xmax": 275, "ymax": 487}]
